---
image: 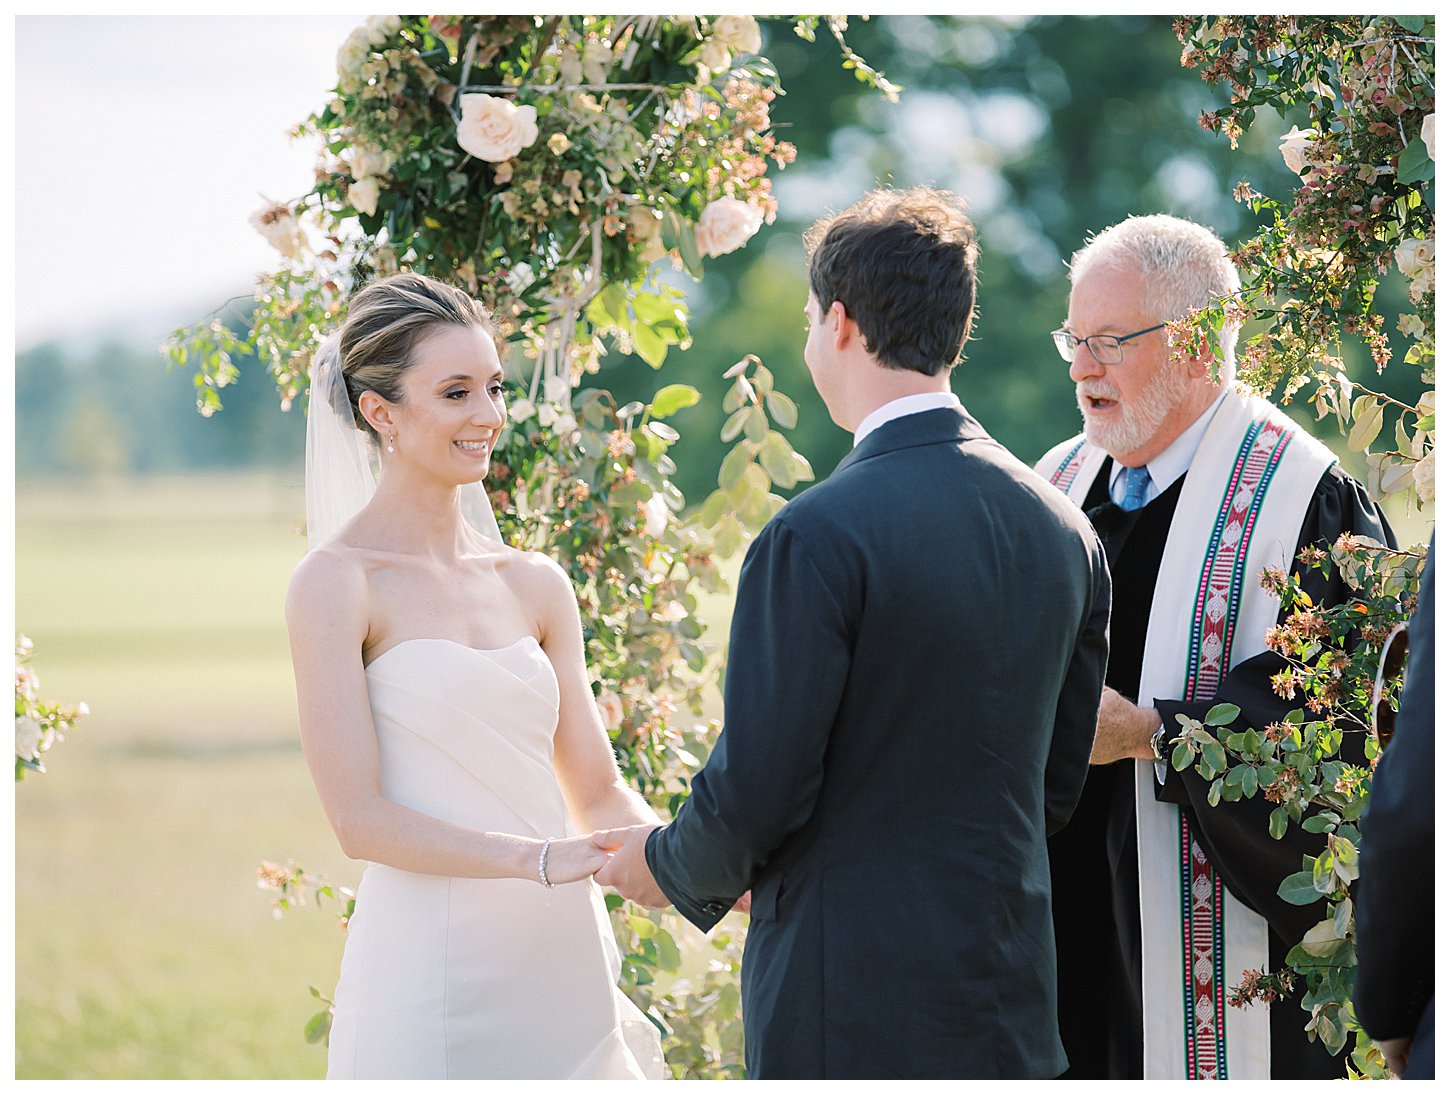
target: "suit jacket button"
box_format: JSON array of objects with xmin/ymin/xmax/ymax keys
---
[{"xmin": 705, "ymin": 901, "xmax": 724, "ymax": 913}]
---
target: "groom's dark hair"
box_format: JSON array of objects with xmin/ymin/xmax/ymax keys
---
[{"xmin": 804, "ymin": 187, "xmax": 978, "ymax": 376}]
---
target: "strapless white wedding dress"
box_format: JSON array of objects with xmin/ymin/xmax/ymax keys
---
[{"xmin": 325, "ymin": 636, "xmax": 666, "ymax": 1079}]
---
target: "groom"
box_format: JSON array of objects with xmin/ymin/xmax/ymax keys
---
[{"xmin": 597, "ymin": 187, "xmax": 1111, "ymax": 1079}]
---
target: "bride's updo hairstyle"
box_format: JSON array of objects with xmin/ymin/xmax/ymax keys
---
[{"xmin": 337, "ymin": 271, "xmax": 494, "ymax": 442}]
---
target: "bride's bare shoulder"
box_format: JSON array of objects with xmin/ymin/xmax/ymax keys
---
[{"xmin": 286, "ymin": 542, "xmax": 370, "ymax": 625}]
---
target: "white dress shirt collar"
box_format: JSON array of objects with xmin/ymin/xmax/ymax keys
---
[
  {"xmin": 853, "ymin": 391, "xmax": 963, "ymax": 448},
  {"xmin": 1110, "ymin": 389, "xmax": 1229, "ymax": 506}
]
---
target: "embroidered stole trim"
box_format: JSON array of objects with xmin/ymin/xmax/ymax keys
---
[{"xmin": 1036, "ymin": 393, "xmax": 1334, "ymax": 1080}]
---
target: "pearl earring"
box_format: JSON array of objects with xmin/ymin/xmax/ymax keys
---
[{"xmin": 387, "ymin": 433, "xmax": 396, "ymax": 453}]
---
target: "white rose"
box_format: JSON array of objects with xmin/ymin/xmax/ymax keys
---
[
  {"xmin": 537, "ymin": 402, "xmax": 559, "ymax": 428},
  {"xmin": 1395, "ymin": 237, "xmax": 1435, "ymax": 301},
  {"xmin": 505, "ymin": 261, "xmax": 535, "ymax": 294},
  {"xmin": 349, "ymin": 176, "xmax": 380, "ymax": 216},
  {"xmin": 695, "ymin": 197, "xmax": 763, "ymax": 258},
  {"xmin": 642, "ymin": 492, "xmax": 670, "ymax": 538},
  {"xmin": 1279, "ymin": 125, "xmax": 1317, "ymax": 176},
  {"xmin": 595, "ymin": 690, "xmax": 624, "ymax": 732},
  {"xmin": 542, "ymin": 374, "xmax": 571, "ymax": 404},
  {"xmin": 352, "ymin": 146, "xmax": 393, "ymax": 179},
  {"xmin": 337, "ymin": 26, "xmax": 372, "ymax": 76},
  {"xmin": 1423, "ymin": 113, "xmax": 1436, "ymax": 162},
  {"xmin": 582, "ymin": 40, "xmax": 614, "ymax": 84},
  {"xmin": 456, "ymin": 94, "xmax": 539, "ymax": 163},
  {"xmin": 551, "ymin": 413, "xmax": 578, "ymax": 438},
  {"xmin": 248, "ymin": 202, "xmax": 308, "ymax": 260},
  {"xmin": 364, "ymin": 14, "xmax": 402, "ymax": 46},
  {"xmin": 1413, "ymin": 451, "xmax": 1435, "ymax": 503},
  {"xmin": 657, "ymin": 600, "xmax": 688, "ymax": 623},
  {"xmin": 15, "ymin": 715, "xmax": 41, "ymax": 760},
  {"xmin": 699, "ymin": 36, "xmax": 732, "ymax": 75},
  {"xmin": 712, "ymin": 15, "xmax": 761, "ymax": 54},
  {"xmin": 1397, "ymin": 312, "xmax": 1427, "ymax": 340},
  {"xmin": 508, "ymin": 399, "xmax": 537, "ymax": 423}
]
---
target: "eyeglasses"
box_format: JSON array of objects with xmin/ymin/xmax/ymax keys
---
[
  {"xmin": 1051, "ymin": 323, "xmax": 1166, "ymax": 366},
  {"xmin": 1370, "ymin": 622, "xmax": 1410, "ymax": 748}
]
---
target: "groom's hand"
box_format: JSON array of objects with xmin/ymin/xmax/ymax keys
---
[{"xmin": 592, "ymin": 823, "xmax": 668, "ymax": 908}]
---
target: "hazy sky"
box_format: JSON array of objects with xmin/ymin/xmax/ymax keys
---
[{"xmin": 15, "ymin": 14, "xmax": 363, "ymax": 349}]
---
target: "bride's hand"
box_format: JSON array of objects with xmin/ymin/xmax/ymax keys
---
[{"xmin": 539, "ymin": 835, "xmax": 614, "ymax": 886}]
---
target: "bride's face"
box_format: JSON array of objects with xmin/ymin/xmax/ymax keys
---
[{"xmin": 387, "ymin": 323, "xmax": 507, "ymax": 483}]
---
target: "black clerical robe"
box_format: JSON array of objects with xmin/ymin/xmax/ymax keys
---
[{"xmin": 1049, "ymin": 460, "xmax": 1392, "ymax": 1080}]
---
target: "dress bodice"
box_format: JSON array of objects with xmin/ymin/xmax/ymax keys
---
[{"xmin": 363, "ymin": 637, "xmax": 567, "ymax": 836}]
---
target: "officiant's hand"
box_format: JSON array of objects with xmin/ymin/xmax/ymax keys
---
[
  {"xmin": 1090, "ymin": 686, "xmax": 1160, "ymax": 764},
  {"xmin": 592, "ymin": 823, "xmax": 668, "ymax": 908},
  {"xmin": 1375, "ymin": 1035, "xmax": 1412, "ymax": 1078}
]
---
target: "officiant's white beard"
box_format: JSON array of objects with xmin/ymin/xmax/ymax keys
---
[{"xmin": 1076, "ymin": 359, "xmax": 1192, "ymax": 458}]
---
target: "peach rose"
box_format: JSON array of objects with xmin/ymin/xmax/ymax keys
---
[
  {"xmin": 457, "ymin": 94, "xmax": 539, "ymax": 163},
  {"xmin": 695, "ymin": 197, "xmax": 763, "ymax": 258}
]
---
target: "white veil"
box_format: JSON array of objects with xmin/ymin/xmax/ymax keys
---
[{"xmin": 304, "ymin": 334, "xmax": 503, "ymax": 549}]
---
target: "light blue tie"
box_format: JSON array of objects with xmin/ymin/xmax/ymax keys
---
[{"xmin": 1120, "ymin": 465, "xmax": 1152, "ymax": 511}]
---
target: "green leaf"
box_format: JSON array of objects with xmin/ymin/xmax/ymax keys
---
[
  {"xmin": 718, "ymin": 443, "xmax": 752, "ymax": 490},
  {"xmin": 720, "ymin": 406, "xmax": 751, "ymax": 443},
  {"xmin": 1300, "ymin": 918, "xmax": 1342, "ymax": 957},
  {"xmin": 649, "ymin": 384, "xmax": 700, "ymax": 418},
  {"xmin": 304, "ymin": 1010, "xmax": 331, "ymax": 1044},
  {"xmin": 765, "ymin": 389, "xmax": 798, "ymax": 429},
  {"xmin": 1397, "ymin": 137, "xmax": 1433, "ymax": 185},
  {"xmin": 1172, "ymin": 741, "xmax": 1194, "ymax": 771},
  {"xmin": 1333, "ymin": 895, "xmax": 1353, "ymax": 938},
  {"xmin": 653, "ymin": 927, "xmax": 682, "ymax": 971},
  {"xmin": 1278, "ymin": 870, "xmax": 1321, "ymax": 905},
  {"xmin": 1302, "ymin": 812, "xmax": 1339, "ymax": 834},
  {"xmin": 1199, "ymin": 738, "xmax": 1227, "ymax": 773},
  {"xmin": 1269, "ymin": 806, "xmax": 1288, "ymax": 840},
  {"xmin": 1204, "ymin": 702, "xmax": 1241, "ymax": 726},
  {"xmin": 1347, "ymin": 397, "xmax": 1385, "ymax": 453},
  {"xmin": 759, "ymin": 431, "xmax": 800, "ymax": 488},
  {"xmin": 697, "ymin": 489, "xmax": 730, "ymax": 528},
  {"xmin": 744, "ymin": 406, "xmax": 769, "ymax": 445},
  {"xmin": 634, "ymin": 323, "xmax": 668, "ymax": 368},
  {"xmin": 1207, "ymin": 777, "xmax": 1224, "ymax": 807}
]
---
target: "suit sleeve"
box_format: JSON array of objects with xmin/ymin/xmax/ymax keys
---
[
  {"xmin": 646, "ymin": 514, "xmax": 853, "ymax": 932},
  {"xmin": 1151, "ymin": 467, "xmax": 1395, "ymax": 948},
  {"xmin": 1354, "ymin": 538, "xmax": 1435, "ymax": 1041},
  {"xmin": 1045, "ymin": 530, "xmax": 1112, "ymax": 835}
]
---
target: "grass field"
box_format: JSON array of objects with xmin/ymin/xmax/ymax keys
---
[{"xmin": 15, "ymin": 473, "xmax": 352, "ymax": 1079}]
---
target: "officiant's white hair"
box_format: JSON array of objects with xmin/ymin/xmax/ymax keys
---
[{"xmin": 1069, "ymin": 214, "xmax": 1241, "ymax": 383}]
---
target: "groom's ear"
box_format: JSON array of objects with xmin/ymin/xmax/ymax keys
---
[
  {"xmin": 357, "ymin": 390, "xmax": 396, "ymax": 436},
  {"xmin": 829, "ymin": 300, "xmax": 857, "ymax": 351}
]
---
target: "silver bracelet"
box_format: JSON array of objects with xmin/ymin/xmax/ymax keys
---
[{"xmin": 538, "ymin": 837, "xmax": 555, "ymax": 889}]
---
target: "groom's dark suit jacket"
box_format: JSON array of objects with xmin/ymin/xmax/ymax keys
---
[{"xmin": 646, "ymin": 406, "xmax": 1111, "ymax": 1079}]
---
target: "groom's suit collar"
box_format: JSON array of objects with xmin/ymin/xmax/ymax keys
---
[{"xmin": 833, "ymin": 404, "xmax": 990, "ymax": 476}]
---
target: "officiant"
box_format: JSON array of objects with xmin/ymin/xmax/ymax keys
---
[{"xmin": 1035, "ymin": 214, "xmax": 1394, "ymax": 1080}]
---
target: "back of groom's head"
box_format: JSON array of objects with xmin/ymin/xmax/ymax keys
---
[{"xmin": 804, "ymin": 187, "xmax": 979, "ymax": 376}]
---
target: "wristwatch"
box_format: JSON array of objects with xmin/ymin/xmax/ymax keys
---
[{"xmin": 1149, "ymin": 720, "xmax": 1168, "ymax": 762}]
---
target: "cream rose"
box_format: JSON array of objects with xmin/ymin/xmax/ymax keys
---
[
  {"xmin": 508, "ymin": 399, "xmax": 536, "ymax": 423},
  {"xmin": 1279, "ymin": 125, "xmax": 1317, "ymax": 176},
  {"xmin": 352, "ymin": 146, "xmax": 394, "ymax": 179},
  {"xmin": 712, "ymin": 15, "xmax": 762, "ymax": 54},
  {"xmin": 248, "ymin": 202, "xmax": 308, "ymax": 260},
  {"xmin": 349, "ymin": 176, "xmax": 381, "ymax": 216},
  {"xmin": 1395, "ymin": 236, "xmax": 1435, "ymax": 302},
  {"xmin": 542, "ymin": 374, "xmax": 571, "ymax": 404},
  {"xmin": 1422, "ymin": 113, "xmax": 1436, "ymax": 162},
  {"xmin": 695, "ymin": 197, "xmax": 763, "ymax": 258},
  {"xmin": 15, "ymin": 715, "xmax": 41, "ymax": 760},
  {"xmin": 457, "ymin": 94, "xmax": 539, "ymax": 163},
  {"xmin": 699, "ymin": 36, "xmax": 732, "ymax": 75},
  {"xmin": 337, "ymin": 26, "xmax": 372, "ymax": 76},
  {"xmin": 595, "ymin": 690, "xmax": 624, "ymax": 732},
  {"xmin": 364, "ymin": 14, "xmax": 402, "ymax": 46}
]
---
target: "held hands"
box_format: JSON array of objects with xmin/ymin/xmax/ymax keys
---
[
  {"xmin": 1091, "ymin": 686, "xmax": 1161, "ymax": 765},
  {"xmin": 539, "ymin": 834, "xmax": 616, "ymax": 887},
  {"xmin": 591, "ymin": 823, "xmax": 668, "ymax": 908}
]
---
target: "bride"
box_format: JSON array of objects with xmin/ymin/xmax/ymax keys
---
[{"xmin": 285, "ymin": 271, "xmax": 665, "ymax": 1079}]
